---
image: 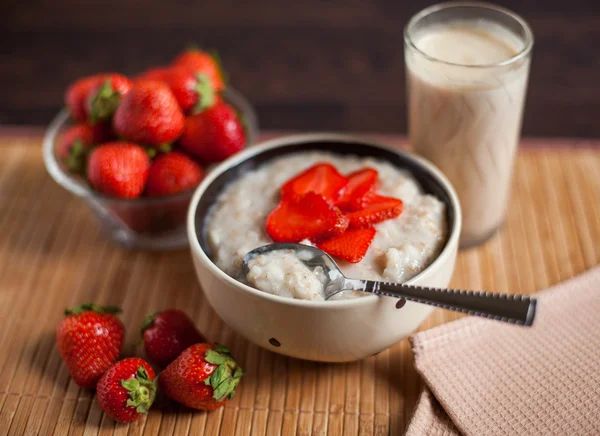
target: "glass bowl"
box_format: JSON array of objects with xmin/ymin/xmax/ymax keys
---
[{"xmin": 43, "ymin": 87, "xmax": 258, "ymax": 250}]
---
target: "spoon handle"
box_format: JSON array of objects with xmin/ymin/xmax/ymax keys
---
[{"xmin": 347, "ymin": 279, "xmax": 537, "ymax": 326}]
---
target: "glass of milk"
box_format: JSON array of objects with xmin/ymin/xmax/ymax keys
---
[{"xmin": 404, "ymin": 2, "xmax": 533, "ymax": 248}]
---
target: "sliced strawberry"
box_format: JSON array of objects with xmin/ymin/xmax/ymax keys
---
[
  {"xmin": 336, "ymin": 168, "xmax": 378, "ymax": 211},
  {"xmin": 347, "ymin": 195, "xmax": 403, "ymax": 228},
  {"xmin": 266, "ymin": 192, "xmax": 349, "ymax": 243},
  {"xmin": 317, "ymin": 227, "xmax": 376, "ymax": 263},
  {"xmin": 281, "ymin": 163, "xmax": 347, "ymax": 201}
]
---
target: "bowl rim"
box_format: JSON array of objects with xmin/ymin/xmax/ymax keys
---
[
  {"xmin": 43, "ymin": 87, "xmax": 258, "ymax": 205},
  {"xmin": 187, "ymin": 133, "xmax": 462, "ymax": 309}
]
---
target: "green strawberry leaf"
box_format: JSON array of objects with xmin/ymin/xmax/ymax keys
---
[
  {"xmin": 233, "ymin": 367, "xmax": 244, "ymax": 380},
  {"xmin": 192, "ymin": 73, "xmax": 216, "ymax": 114},
  {"xmin": 71, "ymin": 139, "xmax": 84, "ymax": 155},
  {"xmin": 205, "ymin": 350, "xmax": 228, "ymax": 365},
  {"xmin": 65, "ymin": 303, "xmax": 121, "ymax": 316},
  {"xmin": 140, "ymin": 312, "xmax": 158, "ymax": 335},
  {"xmin": 99, "ymin": 305, "xmax": 122, "ymax": 314},
  {"xmin": 209, "ymin": 364, "xmax": 230, "ymax": 389},
  {"xmin": 212, "ymin": 379, "xmax": 234, "ymax": 402},
  {"xmin": 214, "ymin": 343, "xmax": 230, "ymax": 354},
  {"xmin": 122, "ymin": 378, "xmax": 140, "ymax": 391}
]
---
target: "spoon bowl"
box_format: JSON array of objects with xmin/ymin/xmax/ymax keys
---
[
  {"xmin": 242, "ymin": 243, "xmax": 347, "ymax": 297},
  {"xmin": 243, "ymin": 243, "xmax": 537, "ymax": 326}
]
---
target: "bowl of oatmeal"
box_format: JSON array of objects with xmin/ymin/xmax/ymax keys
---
[{"xmin": 187, "ymin": 134, "xmax": 461, "ymax": 362}]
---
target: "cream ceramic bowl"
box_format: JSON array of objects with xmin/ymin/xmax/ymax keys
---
[{"xmin": 187, "ymin": 134, "xmax": 461, "ymax": 362}]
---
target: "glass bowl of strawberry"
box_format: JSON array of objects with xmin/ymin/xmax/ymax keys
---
[
  {"xmin": 43, "ymin": 84, "xmax": 258, "ymax": 251},
  {"xmin": 187, "ymin": 134, "xmax": 462, "ymax": 362}
]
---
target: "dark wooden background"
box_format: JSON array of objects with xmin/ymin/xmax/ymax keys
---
[{"xmin": 1, "ymin": 0, "xmax": 599, "ymax": 137}]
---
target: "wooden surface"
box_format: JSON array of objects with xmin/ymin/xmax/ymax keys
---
[
  {"xmin": 0, "ymin": 133, "xmax": 599, "ymax": 435},
  {"xmin": 1, "ymin": 0, "xmax": 600, "ymax": 138}
]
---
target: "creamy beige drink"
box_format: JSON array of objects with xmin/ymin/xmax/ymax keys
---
[{"xmin": 405, "ymin": 4, "xmax": 533, "ymax": 247}]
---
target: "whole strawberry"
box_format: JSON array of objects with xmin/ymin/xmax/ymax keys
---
[
  {"xmin": 159, "ymin": 343, "xmax": 243, "ymax": 411},
  {"xmin": 96, "ymin": 358, "xmax": 156, "ymax": 423},
  {"xmin": 86, "ymin": 74, "xmax": 132, "ymax": 123},
  {"xmin": 172, "ymin": 49, "xmax": 225, "ymax": 91},
  {"xmin": 145, "ymin": 152, "xmax": 205, "ymax": 197},
  {"xmin": 87, "ymin": 142, "xmax": 150, "ymax": 199},
  {"xmin": 163, "ymin": 67, "xmax": 218, "ymax": 113},
  {"xmin": 58, "ymin": 124, "xmax": 95, "ymax": 173},
  {"xmin": 141, "ymin": 309, "xmax": 207, "ymax": 367},
  {"xmin": 113, "ymin": 80, "xmax": 184, "ymax": 146},
  {"xmin": 56, "ymin": 303, "xmax": 124, "ymax": 389},
  {"xmin": 179, "ymin": 102, "xmax": 246, "ymax": 163},
  {"xmin": 65, "ymin": 74, "xmax": 106, "ymax": 122}
]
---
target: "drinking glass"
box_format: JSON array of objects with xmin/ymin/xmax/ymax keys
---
[{"xmin": 405, "ymin": 2, "xmax": 533, "ymax": 247}]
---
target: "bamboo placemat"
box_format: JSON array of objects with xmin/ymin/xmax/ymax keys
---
[{"xmin": 0, "ymin": 134, "xmax": 598, "ymax": 436}]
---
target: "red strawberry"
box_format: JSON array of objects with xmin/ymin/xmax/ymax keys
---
[
  {"xmin": 317, "ymin": 227, "xmax": 376, "ymax": 263},
  {"xmin": 163, "ymin": 67, "xmax": 218, "ymax": 113},
  {"xmin": 347, "ymin": 195, "xmax": 403, "ymax": 228},
  {"xmin": 159, "ymin": 343, "xmax": 243, "ymax": 411},
  {"xmin": 96, "ymin": 358, "xmax": 157, "ymax": 423},
  {"xmin": 87, "ymin": 142, "xmax": 150, "ymax": 199},
  {"xmin": 86, "ymin": 74, "xmax": 132, "ymax": 123},
  {"xmin": 65, "ymin": 74, "xmax": 106, "ymax": 122},
  {"xmin": 135, "ymin": 66, "xmax": 173, "ymax": 82},
  {"xmin": 266, "ymin": 192, "xmax": 349, "ymax": 243},
  {"xmin": 179, "ymin": 103, "xmax": 245, "ymax": 163},
  {"xmin": 141, "ymin": 309, "xmax": 207, "ymax": 367},
  {"xmin": 56, "ymin": 303, "xmax": 124, "ymax": 389},
  {"xmin": 145, "ymin": 152, "xmax": 205, "ymax": 197},
  {"xmin": 172, "ymin": 49, "xmax": 225, "ymax": 91},
  {"xmin": 113, "ymin": 80, "xmax": 185, "ymax": 146},
  {"xmin": 335, "ymin": 168, "xmax": 378, "ymax": 211},
  {"xmin": 281, "ymin": 163, "xmax": 348, "ymax": 201},
  {"xmin": 58, "ymin": 125, "xmax": 95, "ymax": 173}
]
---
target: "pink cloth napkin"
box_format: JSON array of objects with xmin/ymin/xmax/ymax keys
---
[{"xmin": 406, "ymin": 266, "xmax": 600, "ymax": 436}]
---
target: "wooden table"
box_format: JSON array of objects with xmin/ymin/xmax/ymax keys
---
[{"xmin": 0, "ymin": 132, "xmax": 598, "ymax": 435}]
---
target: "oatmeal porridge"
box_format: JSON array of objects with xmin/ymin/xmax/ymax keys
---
[{"xmin": 206, "ymin": 152, "xmax": 447, "ymax": 301}]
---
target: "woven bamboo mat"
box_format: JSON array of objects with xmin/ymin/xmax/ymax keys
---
[{"xmin": 0, "ymin": 134, "xmax": 598, "ymax": 436}]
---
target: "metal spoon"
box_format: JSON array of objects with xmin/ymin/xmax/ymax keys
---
[{"xmin": 242, "ymin": 243, "xmax": 537, "ymax": 326}]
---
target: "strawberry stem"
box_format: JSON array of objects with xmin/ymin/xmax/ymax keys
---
[
  {"xmin": 89, "ymin": 80, "xmax": 121, "ymax": 122},
  {"xmin": 64, "ymin": 303, "xmax": 121, "ymax": 316},
  {"xmin": 122, "ymin": 367, "xmax": 157, "ymax": 414},
  {"xmin": 64, "ymin": 139, "xmax": 87, "ymax": 173},
  {"xmin": 140, "ymin": 311, "xmax": 158, "ymax": 335}
]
